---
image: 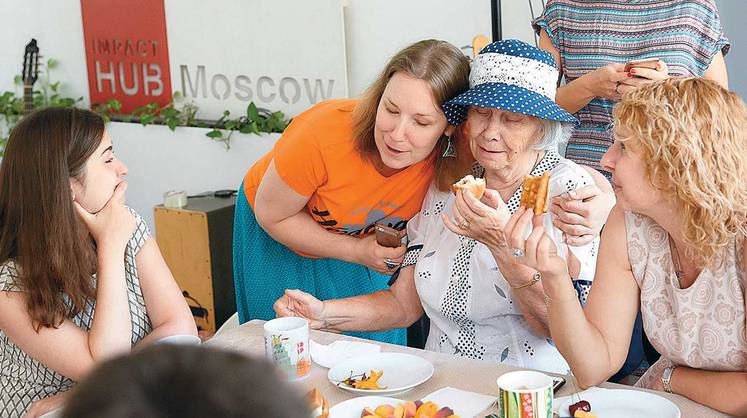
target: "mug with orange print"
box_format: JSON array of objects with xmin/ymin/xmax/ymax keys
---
[{"xmin": 264, "ymin": 317, "xmax": 312, "ymax": 379}]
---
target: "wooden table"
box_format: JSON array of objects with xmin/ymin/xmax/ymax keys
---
[{"xmin": 208, "ymin": 320, "xmax": 727, "ymax": 418}]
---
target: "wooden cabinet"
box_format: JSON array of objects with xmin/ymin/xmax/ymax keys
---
[{"xmin": 154, "ymin": 196, "xmax": 236, "ymax": 333}]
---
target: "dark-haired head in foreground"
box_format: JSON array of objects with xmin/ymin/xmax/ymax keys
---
[{"xmin": 63, "ymin": 344, "xmax": 310, "ymax": 418}]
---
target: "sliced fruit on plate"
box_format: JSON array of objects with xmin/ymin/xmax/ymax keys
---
[{"xmin": 360, "ymin": 399, "xmax": 458, "ymax": 418}]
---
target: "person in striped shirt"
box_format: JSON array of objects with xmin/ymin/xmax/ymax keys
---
[{"xmin": 533, "ymin": 0, "xmax": 729, "ymax": 178}]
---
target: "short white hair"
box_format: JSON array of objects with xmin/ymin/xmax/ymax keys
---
[{"xmin": 533, "ymin": 119, "xmax": 574, "ymax": 151}]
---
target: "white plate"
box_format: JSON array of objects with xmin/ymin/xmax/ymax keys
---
[
  {"xmin": 328, "ymin": 352, "xmax": 434, "ymax": 396},
  {"xmin": 155, "ymin": 334, "xmax": 201, "ymax": 345},
  {"xmin": 557, "ymin": 388, "xmax": 680, "ymax": 418},
  {"xmin": 328, "ymin": 396, "xmax": 402, "ymax": 418}
]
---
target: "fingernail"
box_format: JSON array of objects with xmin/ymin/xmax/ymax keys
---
[{"xmin": 630, "ymin": 69, "xmax": 636, "ymax": 75}]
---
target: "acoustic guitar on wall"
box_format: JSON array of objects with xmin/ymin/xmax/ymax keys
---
[{"xmin": 21, "ymin": 39, "xmax": 40, "ymax": 115}]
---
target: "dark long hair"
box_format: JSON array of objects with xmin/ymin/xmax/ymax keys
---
[{"xmin": 0, "ymin": 107, "xmax": 103, "ymax": 330}]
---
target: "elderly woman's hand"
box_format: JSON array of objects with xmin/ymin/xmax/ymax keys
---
[
  {"xmin": 443, "ymin": 189, "xmax": 511, "ymax": 251},
  {"xmin": 503, "ymin": 208, "xmax": 568, "ymax": 280},
  {"xmin": 618, "ymin": 60, "xmax": 669, "ymax": 93},
  {"xmin": 273, "ymin": 289, "xmax": 327, "ymax": 330},
  {"xmin": 549, "ymin": 184, "xmax": 615, "ymax": 246}
]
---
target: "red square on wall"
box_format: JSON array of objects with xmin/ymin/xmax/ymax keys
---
[{"xmin": 81, "ymin": 0, "xmax": 172, "ymax": 113}]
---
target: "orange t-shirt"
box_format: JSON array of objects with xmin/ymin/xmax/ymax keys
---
[{"xmin": 243, "ymin": 99, "xmax": 435, "ymax": 253}]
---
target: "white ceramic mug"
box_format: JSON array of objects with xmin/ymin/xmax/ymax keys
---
[
  {"xmin": 496, "ymin": 370, "xmax": 553, "ymax": 418},
  {"xmin": 263, "ymin": 317, "xmax": 311, "ymax": 380}
]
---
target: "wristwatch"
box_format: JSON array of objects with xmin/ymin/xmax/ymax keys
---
[{"xmin": 661, "ymin": 365, "xmax": 678, "ymax": 393}]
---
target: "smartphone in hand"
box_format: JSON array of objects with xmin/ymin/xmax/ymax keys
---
[
  {"xmin": 624, "ymin": 57, "xmax": 661, "ymax": 73},
  {"xmin": 552, "ymin": 376, "xmax": 566, "ymax": 393},
  {"xmin": 375, "ymin": 224, "xmax": 404, "ymax": 248}
]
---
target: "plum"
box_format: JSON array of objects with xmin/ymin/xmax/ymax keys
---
[{"xmin": 568, "ymin": 400, "xmax": 591, "ymax": 417}]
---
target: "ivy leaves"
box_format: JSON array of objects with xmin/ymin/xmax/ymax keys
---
[
  {"xmin": 204, "ymin": 102, "xmax": 289, "ymax": 148},
  {"xmin": 0, "ymin": 58, "xmax": 291, "ymax": 156}
]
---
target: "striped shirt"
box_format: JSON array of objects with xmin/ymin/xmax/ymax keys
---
[{"xmin": 533, "ymin": 0, "xmax": 729, "ymax": 174}]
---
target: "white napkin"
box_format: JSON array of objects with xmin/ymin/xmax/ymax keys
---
[
  {"xmin": 553, "ymin": 386, "xmax": 608, "ymax": 416},
  {"xmin": 423, "ymin": 387, "xmax": 497, "ymax": 418},
  {"xmin": 309, "ymin": 339, "xmax": 381, "ymax": 368}
]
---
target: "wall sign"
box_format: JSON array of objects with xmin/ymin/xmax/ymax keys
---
[{"xmin": 81, "ymin": 0, "xmax": 173, "ymax": 113}]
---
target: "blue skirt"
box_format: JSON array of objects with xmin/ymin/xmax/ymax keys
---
[{"xmin": 232, "ymin": 185, "xmax": 406, "ymax": 345}]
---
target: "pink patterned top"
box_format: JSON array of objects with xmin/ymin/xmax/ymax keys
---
[{"xmin": 624, "ymin": 212, "xmax": 747, "ymax": 388}]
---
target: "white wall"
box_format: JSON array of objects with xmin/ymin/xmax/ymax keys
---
[
  {"xmin": 715, "ymin": 0, "xmax": 747, "ymax": 99},
  {"xmin": 0, "ymin": 0, "xmax": 88, "ymax": 104},
  {"xmin": 107, "ymin": 122, "xmax": 278, "ymax": 229},
  {"xmin": 500, "ymin": 0, "xmax": 544, "ymax": 46},
  {"xmin": 343, "ymin": 0, "xmax": 492, "ymax": 96},
  {"xmin": 164, "ymin": 0, "xmax": 348, "ymax": 119}
]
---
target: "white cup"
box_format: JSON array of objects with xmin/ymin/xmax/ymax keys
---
[
  {"xmin": 263, "ymin": 317, "xmax": 311, "ymax": 380},
  {"xmin": 496, "ymin": 370, "xmax": 553, "ymax": 418}
]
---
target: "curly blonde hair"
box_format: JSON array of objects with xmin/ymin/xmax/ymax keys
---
[{"xmin": 613, "ymin": 77, "xmax": 747, "ymax": 266}]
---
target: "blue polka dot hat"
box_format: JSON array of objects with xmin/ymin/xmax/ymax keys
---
[{"xmin": 443, "ymin": 39, "xmax": 577, "ymax": 125}]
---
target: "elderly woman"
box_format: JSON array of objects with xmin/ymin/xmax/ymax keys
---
[
  {"xmin": 507, "ymin": 77, "xmax": 747, "ymax": 416},
  {"xmin": 274, "ymin": 40, "xmax": 608, "ymax": 373}
]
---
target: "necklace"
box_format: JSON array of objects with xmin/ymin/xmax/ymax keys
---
[{"xmin": 667, "ymin": 236, "xmax": 685, "ymax": 283}]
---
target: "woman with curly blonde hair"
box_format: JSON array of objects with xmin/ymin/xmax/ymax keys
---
[{"xmin": 505, "ymin": 77, "xmax": 747, "ymax": 416}]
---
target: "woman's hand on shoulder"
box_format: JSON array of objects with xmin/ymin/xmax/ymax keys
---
[
  {"xmin": 352, "ymin": 235, "xmax": 406, "ymax": 275},
  {"xmin": 550, "ymin": 183, "xmax": 614, "ymax": 246},
  {"xmin": 274, "ymin": 289, "xmax": 326, "ymax": 330},
  {"xmin": 443, "ymin": 189, "xmax": 511, "ymax": 251},
  {"xmin": 73, "ymin": 181, "xmax": 136, "ymax": 252}
]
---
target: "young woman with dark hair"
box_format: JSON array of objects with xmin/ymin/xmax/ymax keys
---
[{"xmin": 0, "ymin": 107, "xmax": 196, "ymax": 417}]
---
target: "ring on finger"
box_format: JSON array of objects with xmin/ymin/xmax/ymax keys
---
[
  {"xmin": 384, "ymin": 258, "xmax": 398, "ymax": 270},
  {"xmin": 458, "ymin": 219, "xmax": 471, "ymax": 230},
  {"xmin": 511, "ymin": 248, "xmax": 525, "ymax": 258}
]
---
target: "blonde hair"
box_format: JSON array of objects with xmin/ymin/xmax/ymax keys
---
[
  {"xmin": 352, "ymin": 40, "xmax": 470, "ymax": 162},
  {"xmin": 613, "ymin": 77, "xmax": 747, "ymax": 265}
]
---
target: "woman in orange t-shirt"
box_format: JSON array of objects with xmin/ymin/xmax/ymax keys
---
[{"xmin": 234, "ymin": 40, "xmax": 470, "ymax": 344}]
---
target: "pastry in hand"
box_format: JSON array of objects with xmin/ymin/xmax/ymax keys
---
[
  {"xmin": 451, "ymin": 175, "xmax": 486, "ymax": 199},
  {"xmin": 519, "ymin": 172, "xmax": 550, "ymax": 215}
]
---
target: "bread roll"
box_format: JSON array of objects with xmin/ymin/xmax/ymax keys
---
[{"xmin": 451, "ymin": 175, "xmax": 486, "ymax": 199}]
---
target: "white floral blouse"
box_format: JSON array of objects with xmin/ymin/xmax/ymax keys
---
[
  {"xmin": 403, "ymin": 151, "xmax": 598, "ymax": 374},
  {"xmin": 625, "ymin": 212, "xmax": 747, "ymax": 389}
]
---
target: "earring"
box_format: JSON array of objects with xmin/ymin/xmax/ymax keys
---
[{"xmin": 441, "ymin": 135, "xmax": 456, "ymax": 158}]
